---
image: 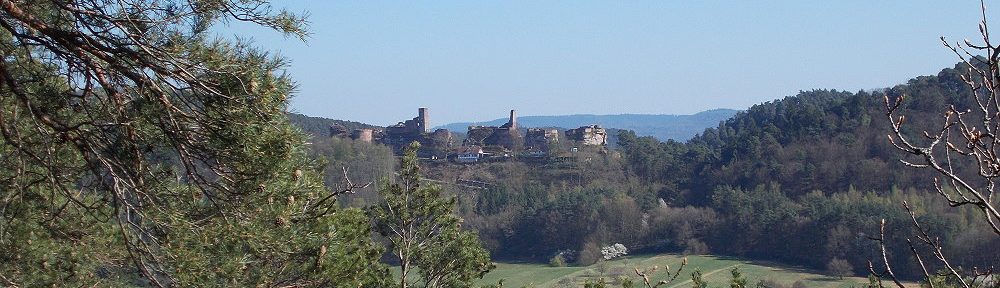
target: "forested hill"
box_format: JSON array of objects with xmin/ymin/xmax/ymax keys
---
[
  {"xmin": 436, "ymin": 109, "xmax": 738, "ymax": 141},
  {"xmin": 287, "ymin": 112, "xmax": 380, "ymax": 138},
  {"xmin": 608, "ymin": 61, "xmax": 998, "ymax": 278},
  {"xmin": 619, "ymin": 63, "xmax": 976, "ymax": 205}
]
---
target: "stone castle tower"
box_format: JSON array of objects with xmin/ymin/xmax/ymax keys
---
[
  {"xmin": 418, "ymin": 107, "xmax": 429, "ymax": 133},
  {"xmin": 509, "ymin": 110, "xmax": 517, "ymax": 130}
]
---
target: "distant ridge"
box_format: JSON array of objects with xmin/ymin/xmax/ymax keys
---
[{"xmin": 435, "ymin": 109, "xmax": 738, "ymax": 141}]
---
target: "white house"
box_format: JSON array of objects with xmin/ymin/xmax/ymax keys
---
[{"xmin": 455, "ymin": 146, "xmax": 484, "ymax": 163}]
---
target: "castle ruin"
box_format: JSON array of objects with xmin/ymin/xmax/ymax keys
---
[
  {"xmin": 381, "ymin": 107, "xmax": 452, "ymax": 156},
  {"xmin": 328, "ymin": 123, "xmax": 350, "ymax": 138},
  {"xmin": 385, "ymin": 107, "xmax": 430, "ymax": 145},
  {"xmin": 525, "ymin": 128, "xmax": 559, "ymax": 150},
  {"xmin": 340, "ymin": 107, "xmax": 607, "ymax": 161},
  {"xmin": 464, "ymin": 110, "xmax": 523, "ymax": 152},
  {"xmin": 565, "ymin": 125, "xmax": 607, "ymax": 146}
]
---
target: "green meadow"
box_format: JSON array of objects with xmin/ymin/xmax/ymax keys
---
[{"xmin": 476, "ymin": 254, "xmax": 878, "ymax": 288}]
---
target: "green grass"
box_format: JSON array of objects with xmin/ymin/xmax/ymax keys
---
[{"xmin": 475, "ymin": 254, "xmax": 877, "ymax": 288}]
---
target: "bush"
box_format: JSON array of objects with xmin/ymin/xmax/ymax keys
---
[
  {"xmin": 619, "ymin": 276, "xmax": 636, "ymax": 288},
  {"xmin": 691, "ymin": 270, "xmax": 708, "ymax": 288},
  {"xmin": 584, "ymin": 278, "xmax": 608, "ymax": 288},
  {"xmin": 549, "ymin": 254, "xmax": 567, "ymax": 267},
  {"xmin": 601, "ymin": 243, "xmax": 628, "ymax": 260}
]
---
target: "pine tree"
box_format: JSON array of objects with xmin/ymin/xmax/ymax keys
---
[
  {"xmin": 729, "ymin": 266, "xmax": 749, "ymax": 288},
  {"xmin": 371, "ymin": 142, "xmax": 494, "ymax": 288},
  {"xmin": 691, "ymin": 270, "xmax": 708, "ymax": 288},
  {"xmin": 0, "ymin": 1, "xmax": 388, "ymax": 286}
]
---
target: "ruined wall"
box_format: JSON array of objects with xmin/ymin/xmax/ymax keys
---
[
  {"xmin": 525, "ymin": 128, "xmax": 559, "ymax": 149},
  {"xmin": 329, "ymin": 124, "xmax": 350, "ymax": 138},
  {"xmin": 381, "ymin": 108, "xmax": 452, "ymax": 157},
  {"xmin": 464, "ymin": 126, "xmax": 495, "ymax": 147},
  {"xmin": 461, "ymin": 110, "xmax": 522, "ymax": 151},
  {"xmin": 351, "ymin": 128, "xmax": 374, "ymax": 142},
  {"xmin": 565, "ymin": 125, "xmax": 607, "ymax": 146},
  {"xmin": 484, "ymin": 128, "xmax": 521, "ymax": 151},
  {"xmin": 386, "ymin": 107, "xmax": 428, "ymax": 138}
]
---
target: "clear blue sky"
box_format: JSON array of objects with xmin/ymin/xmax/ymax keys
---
[{"xmin": 221, "ymin": 1, "xmax": 994, "ymax": 126}]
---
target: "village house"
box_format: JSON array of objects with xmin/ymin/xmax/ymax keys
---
[{"xmin": 454, "ymin": 145, "xmax": 485, "ymax": 163}]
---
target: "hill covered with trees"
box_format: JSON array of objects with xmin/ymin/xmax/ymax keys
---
[{"xmin": 612, "ymin": 62, "xmax": 998, "ymax": 279}]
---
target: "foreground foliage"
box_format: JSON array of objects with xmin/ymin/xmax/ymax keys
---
[
  {"xmin": 0, "ymin": 0, "xmax": 391, "ymax": 286},
  {"xmin": 371, "ymin": 143, "xmax": 494, "ymax": 288},
  {"xmin": 877, "ymin": 4, "xmax": 1000, "ymax": 286}
]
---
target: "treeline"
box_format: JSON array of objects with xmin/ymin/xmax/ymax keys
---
[{"xmin": 430, "ymin": 152, "xmax": 996, "ymax": 280}]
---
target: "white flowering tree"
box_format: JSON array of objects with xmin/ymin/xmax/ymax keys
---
[{"xmin": 601, "ymin": 243, "xmax": 629, "ymax": 260}]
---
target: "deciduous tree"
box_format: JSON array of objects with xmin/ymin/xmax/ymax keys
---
[
  {"xmin": 826, "ymin": 258, "xmax": 853, "ymax": 280},
  {"xmin": 881, "ymin": 1, "xmax": 1000, "ymax": 286}
]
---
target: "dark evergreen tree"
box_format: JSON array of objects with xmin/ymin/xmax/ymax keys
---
[
  {"xmin": 0, "ymin": 1, "xmax": 389, "ymax": 286},
  {"xmin": 370, "ymin": 142, "xmax": 493, "ymax": 288}
]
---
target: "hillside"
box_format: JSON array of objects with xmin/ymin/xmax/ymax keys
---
[
  {"xmin": 435, "ymin": 109, "xmax": 738, "ymax": 141},
  {"xmin": 612, "ymin": 61, "xmax": 1000, "ymax": 279}
]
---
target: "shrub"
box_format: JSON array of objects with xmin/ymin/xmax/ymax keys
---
[
  {"xmin": 600, "ymin": 243, "xmax": 629, "ymax": 260},
  {"xmin": 549, "ymin": 254, "xmax": 567, "ymax": 267}
]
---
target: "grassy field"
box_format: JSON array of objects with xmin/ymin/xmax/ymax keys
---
[{"xmin": 476, "ymin": 254, "xmax": 876, "ymax": 288}]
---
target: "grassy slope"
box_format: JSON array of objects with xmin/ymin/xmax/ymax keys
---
[{"xmin": 476, "ymin": 254, "xmax": 876, "ymax": 288}]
